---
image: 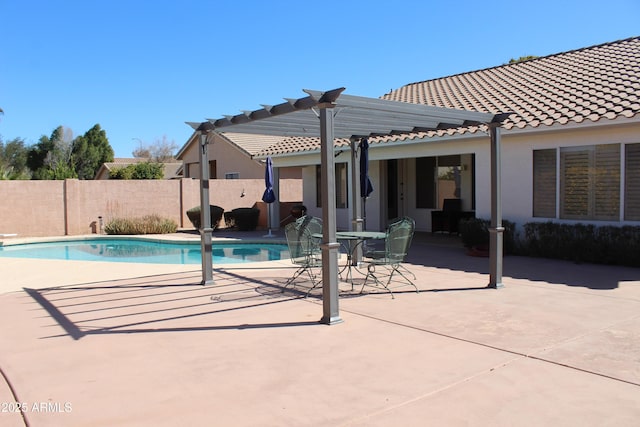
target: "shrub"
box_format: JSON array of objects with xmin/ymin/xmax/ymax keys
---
[
  {"xmin": 186, "ymin": 205, "xmax": 224, "ymax": 230},
  {"xmin": 110, "ymin": 162, "xmax": 165, "ymax": 179},
  {"xmin": 522, "ymin": 222, "xmax": 640, "ymax": 267},
  {"xmin": 225, "ymin": 207, "xmax": 260, "ymax": 231},
  {"xmin": 104, "ymin": 215, "xmax": 177, "ymax": 235},
  {"xmin": 459, "ymin": 218, "xmax": 489, "ymax": 248},
  {"xmin": 459, "ymin": 218, "xmax": 518, "ymax": 254}
]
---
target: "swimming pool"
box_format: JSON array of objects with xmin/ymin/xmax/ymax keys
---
[{"xmin": 0, "ymin": 238, "xmax": 290, "ymax": 265}]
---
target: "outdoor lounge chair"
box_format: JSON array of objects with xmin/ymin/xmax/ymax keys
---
[
  {"xmin": 361, "ymin": 216, "xmax": 418, "ymax": 298},
  {"xmin": 283, "ymin": 216, "xmax": 323, "ymax": 296}
]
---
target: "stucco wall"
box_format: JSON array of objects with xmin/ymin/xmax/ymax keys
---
[
  {"xmin": 289, "ymin": 121, "xmax": 640, "ymax": 233},
  {"xmin": 0, "ymin": 180, "xmax": 67, "ymax": 236},
  {"xmin": 180, "ymin": 133, "xmax": 301, "ymax": 180},
  {"xmin": 0, "ymin": 178, "xmax": 302, "ymax": 237}
]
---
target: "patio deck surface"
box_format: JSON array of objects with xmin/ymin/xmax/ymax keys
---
[{"xmin": 1, "ymin": 231, "xmax": 639, "ymax": 426}]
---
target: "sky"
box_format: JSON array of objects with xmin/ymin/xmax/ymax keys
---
[{"xmin": 1, "ymin": 0, "xmax": 639, "ymax": 158}]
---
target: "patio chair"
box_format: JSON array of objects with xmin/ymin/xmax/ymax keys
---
[
  {"xmin": 283, "ymin": 216, "xmax": 323, "ymax": 296},
  {"xmin": 361, "ymin": 216, "xmax": 418, "ymax": 298}
]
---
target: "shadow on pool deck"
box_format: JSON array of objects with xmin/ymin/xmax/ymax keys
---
[
  {"xmin": 1, "ymin": 228, "xmax": 640, "ymax": 426},
  {"xmin": 193, "ymin": 228, "xmax": 640, "ymax": 291}
]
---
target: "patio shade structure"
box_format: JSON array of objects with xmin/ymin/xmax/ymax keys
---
[{"xmin": 188, "ymin": 87, "xmax": 512, "ymax": 325}]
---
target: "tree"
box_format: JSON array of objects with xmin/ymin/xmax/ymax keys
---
[
  {"xmin": 109, "ymin": 162, "xmax": 165, "ymax": 179},
  {"xmin": 132, "ymin": 135, "xmax": 178, "ymax": 162},
  {"xmin": 508, "ymin": 55, "xmax": 539, "ymax": 64},
  {"xmin": 71, "ymin": 124, "xmax": 114, "ymax": 179},
  {"xmin": 27, "ymin": 126, "xmax": 77, "ymax": 180},
  {"xmin": 0, "ymin": 137, "xmax": 31, "ymax": 179}
]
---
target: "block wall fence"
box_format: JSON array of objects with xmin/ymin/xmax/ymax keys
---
[{"xmin": 0, "ymin": 178, "xmax": 302, "ymax": 237}]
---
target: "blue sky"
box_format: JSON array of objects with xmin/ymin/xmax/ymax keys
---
[{"xmin": 1, "ymin": 0, "xmax": 639, "ymax": 158}]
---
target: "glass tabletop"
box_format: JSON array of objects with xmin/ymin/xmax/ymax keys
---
[{"xmin": 336, "ymin": 231, "xmax": 386, "ymax": 240}]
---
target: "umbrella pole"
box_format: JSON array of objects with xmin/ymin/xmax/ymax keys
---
[
  {"xmin": 263, "ymin": 203, "xmax": 274, "ymax": 238},
  {"xmin": 362, "ymin": 197, "xmax": 367, "ymax": 231}
]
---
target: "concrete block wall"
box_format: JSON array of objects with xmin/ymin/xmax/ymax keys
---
[{"xmin": 0, "ymin": 178, "xmax": 302, "ymax": 237}]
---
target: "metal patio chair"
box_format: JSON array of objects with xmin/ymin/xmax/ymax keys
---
[
  {"xmin": 283, "ymin": 216, "xmax": 323, "ymax": 296},
  {"xmin": 361, "ymin": 216, "xmax": 418, "ymax": 298}
]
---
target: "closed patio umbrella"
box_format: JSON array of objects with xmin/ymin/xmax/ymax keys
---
[
  {"xmin": 359, "ymin": 138, "xmax": 373, "ymax": 230},
  {"xmin": 262, "ymin": 156, "xmax": 276, "ymax": 237}
]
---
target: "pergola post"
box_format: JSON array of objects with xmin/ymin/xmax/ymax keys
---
[
  {"xmin": 198, "ymin": 131, "xmax": 214, "ymax": 285},
  {"xmin": 319, "ymin": 103, "xmax": 343, "ymax": 325},
  {"xmin": 350, "ymin": 138, "xmax": 363, "ymax": 263},
  {"xmin": 350, "ymin": 138, "xmax": 364, "ymax": 231},
  {"xmin": 488, "ymin": 123, "xmax": 504, "ymax": 288}
]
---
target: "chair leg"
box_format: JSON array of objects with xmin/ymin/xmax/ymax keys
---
[
  {"xmin": 285, "ymin": 264, "xmax": 318, "ymax": 294},
  {"xmin": 284, "ymin": 266, "xmax": 306, "ymax": 290},
  {"xmin": 361, "ymin": 264, "xmax": 395, "ymax": 299},
  {"xmin": 304, "ymin": 266, "xmax": 322, "ymax": 297},
  {"xmin": 388, "ymin": 264, "xmax": 419, "ymax": 293}
]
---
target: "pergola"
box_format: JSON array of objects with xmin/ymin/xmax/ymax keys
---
[{"xmin": 188, "ymin": 88, "xmax": 512, "ymax": 325}]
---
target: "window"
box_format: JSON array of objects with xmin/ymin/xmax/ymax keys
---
[
  {"xmin": 316, "ymin": 163, "xmax": 349, "ymax": 208},
  {"xmin": 534, "ymin": 144, "xmax": 629, "ymax": 221},
  {"xmin": 415, "ymin": 155, "xmax": 461, "ymax": 209},
  {"xmin": 560, "ymin": 144, "xmax": 619, "ymax": 220},
  {"xmin": 625, "ymin": 143, "xmax": 640, "ymax": 220},
  {"xmin": 416, "ymin": 157, "xmax": 436, "ymax": 208},
  {"xmin": 316, "ymin": 165, "xmax": 322, "ymax": 207},
  {"xmin": 533, "ymin": 149, "xmax": 557, "ymax": 217},
  {"xmin": 209, "ymin": 160, "xmax": 217, "ymax": 179},
  {"xmin": 224, "ymin": 172, "xmax": 240, "ymax": 179},
  {"xmin": 335, "ymin": 163, "xmax": 348, "ymax": 208},
  {"xmin": 186, "ymin": 160, "xmax": 216, "ymax": 179}
]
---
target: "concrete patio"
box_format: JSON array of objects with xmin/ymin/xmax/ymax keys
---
[{"xmin": 1, "ymin": 231, "xmax": 639, "ymax": 426}]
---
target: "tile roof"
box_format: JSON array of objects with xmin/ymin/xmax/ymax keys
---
[
  {"xmin": 384, "ymin": 36, "xmax": 640, "ymax": 131},
  {"xmin": 251, "ymin": 36, "xmax": 640, "ymax": 157},
  {"xmin": 218, "ymin": 132, "xmax": 290, "ymax": 157}
]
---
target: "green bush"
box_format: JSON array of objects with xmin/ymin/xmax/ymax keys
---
[
  {"xmin": 186, "ymin": 205, "xmax": 224, "ymax": 230},
  {"xmin": 110, "ymin": 162, "xmax": 165, "ymax": 179},
  {"xmin": 522, "ymin": 222, "xmax": 640, "ymax": 266},
  {"xmin": 104, "ymin": 215, "xmax": 177, "ymax": 235},
  {"xmin": 225, "ymin": 207, "xmax": 260, "ymax": 231},
  {"xmin": 459, "ymin": 218, "xmax": 518, "ymax": 254}
]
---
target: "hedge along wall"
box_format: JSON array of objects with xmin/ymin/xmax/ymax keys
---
[{"xmin": 0, "ymin": 178, "xmax": 302, "ymax": 237}]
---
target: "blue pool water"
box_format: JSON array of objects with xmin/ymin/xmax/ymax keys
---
[{"xmin": 0, "ymin": 239, "xmax": 289, "ymax": 265}]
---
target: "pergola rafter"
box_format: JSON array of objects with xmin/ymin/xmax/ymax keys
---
[{"xmin": 188, "ymin": 87, "xmax": 511, "ymax": 324}]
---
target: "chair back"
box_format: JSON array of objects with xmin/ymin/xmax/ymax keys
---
[
  {"xmin": 285, "ymin": 216, "xmax": 322, "ymax": 265},
  {"xmin": 442, "ymin": 198, "xmax": 462, "ymax": 212},
  {"xmin": 385, "ymin": 217, "xmax": 415, "ymax": 263}
]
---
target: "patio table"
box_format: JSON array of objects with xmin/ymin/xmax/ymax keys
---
[{"xmin": 312, "ymin": 231, "xmax": 386, "ymax": 285}]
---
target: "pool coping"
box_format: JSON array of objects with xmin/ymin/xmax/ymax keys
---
[{"xmin": 0, "ymin": 233, "xmax": 287, "ymax": 247}]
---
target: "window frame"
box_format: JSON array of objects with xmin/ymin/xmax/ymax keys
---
[{"xmin": 315, "ymin": 163, "xmax": 349, "ymax": 209}]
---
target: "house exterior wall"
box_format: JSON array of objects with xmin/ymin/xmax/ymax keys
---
[
  {"xmin": 0, "ymin": 178, "xmax": 302, "ymax": 238},
  {"xmin": 179, "ymin": 134, "xmax": 301, "ymax": 180},
  {"xmin": 368, "ymin": 134, "xmax": 488, "ymax": 232},
  {"xmin": 284, "ymin": 119, "xmax": 640, "ymax": 233},
  {"xmin": 500, "ymin": 120, "xmax": 640, "ymax": 228},
  {"xmin": 180, "ymin": 133, "xmax": 263, "ymax": 179}
]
